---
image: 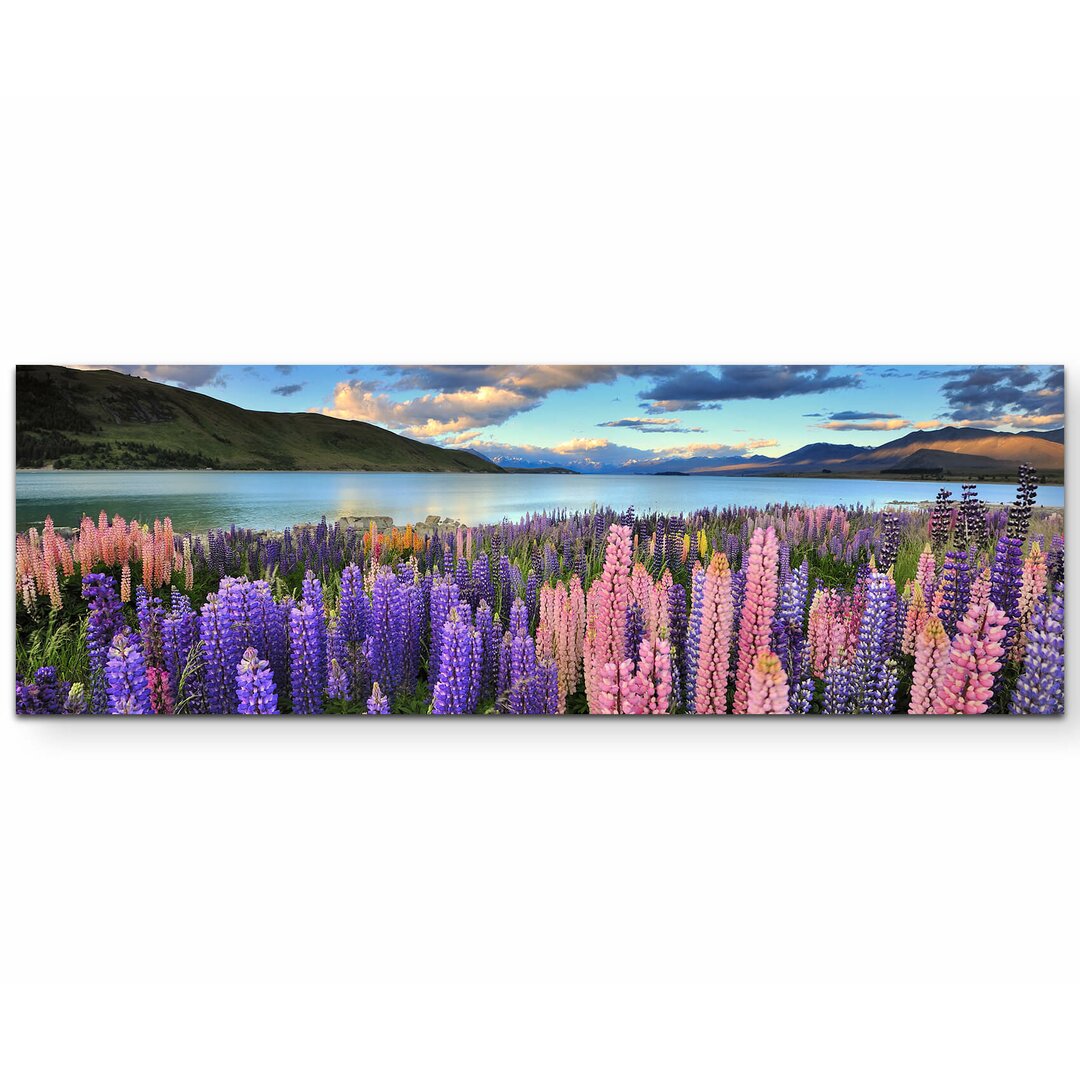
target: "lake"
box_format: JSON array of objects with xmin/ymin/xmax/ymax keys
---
[{"xmin": 14, "ymin": 471, "xmax": 1065, "ymax": 534}]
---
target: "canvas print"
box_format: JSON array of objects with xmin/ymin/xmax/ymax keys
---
[{"xmin": 14, "ymin": 363, "xmax": 1064, "ymax": 716}]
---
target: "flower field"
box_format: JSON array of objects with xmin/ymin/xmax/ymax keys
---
[{"xmin": 15, "ymin": 468, "xmax": 1064, "ymax": 715}]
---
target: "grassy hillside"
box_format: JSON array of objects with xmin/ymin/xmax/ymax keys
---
[{"xmin": 16, "ymin": 366, "xmax": 504, "ymax": 473}]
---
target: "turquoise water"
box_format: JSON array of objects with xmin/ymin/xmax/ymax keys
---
[{"xmin": 15, "ymin": 470, "xmax": 1064, "ymax": 533}]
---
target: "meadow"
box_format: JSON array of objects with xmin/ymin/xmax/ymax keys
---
[{"xmin": 14, "ymin": 468, "xmax": 1064, "ymax": 715}]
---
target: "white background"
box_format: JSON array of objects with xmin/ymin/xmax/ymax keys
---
[{"xmin": 1, "ymin": 5, "xmax": 1078, "ymax": 1077}]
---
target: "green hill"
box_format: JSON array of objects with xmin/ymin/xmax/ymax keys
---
[{"xmin": 15, "ymin": 365, "xmax": 505, "ymax": 473}]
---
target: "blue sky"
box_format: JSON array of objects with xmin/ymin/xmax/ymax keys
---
[{"xmin": 83, "ymin": 364, "xmax": 1064, "ymax": 472}]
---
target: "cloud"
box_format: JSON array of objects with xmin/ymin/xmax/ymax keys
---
[
  {"xmin": 818, "ymin": 418, "xmax": 912, "ymax": 431},
  {"xmin": 84, "ymin": 364, "xmax": 228, "ymax": 389},
  {"xmin": 271, "ymin": 382, "xmax": 306, "ymax": 397},
  {"xmin": 597, "ymin": 416, "xmax": 706, "ymax": 433},
  {"xmin": 825, "ymin": 410, "xmax": 902, "ymax": 421},
  {"xmin": 640, "ymin": 365, "xmax": 860, "ymax": 411},
  {"xmin": 314, "ymin": 366, "xmax": 675, "ymax": 440},
  {"xmin": 317, "ymin": 379, "xmax": 536, "ymax": 438},
  {"xmin": 275, "ymin": 365, "xmax": 294, "ymax": 375},
  {"xmin": 937, "ymin": 365, "xmax": 1063, "ymax": 422}
]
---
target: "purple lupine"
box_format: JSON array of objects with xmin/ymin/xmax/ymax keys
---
[
  {"xmin": 82, "ymin": 573, "xmax": 124, "ymax": 712},
  {"xmin": 497, "ymin": 555, "xmax": 512, "ymax": 620},
  {"xmin": 300, "ymin": 571, "xmax": 328, "ymax": 682},
  {"xmin": 852, "ymin": 572, "xmax": 898, "ymax": 714},
  {"xmin": 625, "ymin": 601, "xmax": 645, "ymax": 663},
  {"xmin": 63, "ymin": 683, "xmax": 88, "ymax": 714},
  {"xmin": 525, "ymin": 569, "xmax": 539, "ymax": 628},
  {"xmin": 496, "ymin": 629, "xmax": 511, "ymax": 706},
  {"xmin": 428, "ymin": 574, "xmax": 460, "ymax": 685},
  {"xmin": 937, "ymin": 549, "xmax": 971, "ymax": 637},
  {"xmin": 822, "ymin": 664, "xmax": 854, "ymax": 715},
  {"xmin": 105, "ymin": 632, "xmax": 152, "ymax": 715},
  {"xmin": 667, "ymin": 581, "xmax": 688, "ymax": 709},
  {"xmin": 529, "ymin": 659, "xmax": 559, "ymax": 714},
  {"xmin": 327, "ymin": 657, "xmax": 349, "ymax": 701},
  {"xmin": 431, "ymin": 606, "xmax": 476, "ymax": 715},
  {"xmin": 236, "ymin": 647, "xmax": 280, "ymax": 715},
  {"xmin": 474, "ymin": 600, "xmax": 496, "ymax": 701},
  {"xmin": 289, "ymin": 600, "xmax": 325, "ymax": 715},
  {"xmin": 788, "ymin": 639, "xmax": 814, "ymax": 714},
  {"xmin": 1009, "ymin": 586, "xmax": 1064, "ymax": 714},
  {"xmin": 33, "ymin": 666, "xmax": 63, "ymax": 714},
  {"xmin": 366, "ymin": 682, "xmax": 390, "ymax": 714},
  {"xmin": 401, "ymin": 577, "xmax": 423, "ymax": 692},
  {"xmin": 199, "ymin": 593, "xmax": 237, "ymax": 713},
  {"xmin": 508, "ymin": 596, "xmax": 528, "ymax": 640},
  {"xmin": 16, "ymin": 677, "xmax": 44, "ymax": 714},
  {"xmin": 877, "ymin": 512, "xmax": 901, "ymax": 571},
  {"xmin": 162, "ymin": 590, "xmax": 197, "ymax": 707},
  {"xmin": 135, "ymin": 585, "xmax": 166, "ymax": 667},
  {"xmin": 369, "ymin": 566, "xmax": 406, "ymax": 701},
  {"xmin": 686, "ymin": 562, "xmax": 705, "ymax": 694},
  {"xmin": 989, "ymin": 534, "xmax": 1024, "ymax": 652}
]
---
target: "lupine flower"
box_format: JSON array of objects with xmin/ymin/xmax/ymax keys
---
[
  {"xmin": 692, "ymin": 553, "xmax": 734, "ymax": 714},
  {"xmin": 289, "ymin": 601, "xmax": 325, "ymax": 715},
  {"xmin": 106, "ymin": 632, "xmax": 152, "ymax": 715},
  {"xmin": 746, "ymin": 650, "xmax": 790, "ymax": 714},
  {"xmin": 908, "ymin": 615, "xmax": 950, "ymax": 714},
  {"xmin": 367, "ymin": 682, "xmax": 391, "ymax": 714},
  {"xmin": 852, "ymin": 572, "xmax": 898, "ymax": 714},
  {"xmin": 236, "ymin": 647, "xmax": 280, "ymax": 715},
  {"xmin": 932, "ymin": 598, "xmax": 1010, "ymax": 714},
  {"xmin": 1010, "ymin": 541, "xmax": 1048, "ymax": 666},
  {"xmin": 1009, "ymin": 586, "xmax": 1064, "ymax": 714},
  {"xmin": 733, "ymin": 526, "xmax": 779, "ymax": 714}
]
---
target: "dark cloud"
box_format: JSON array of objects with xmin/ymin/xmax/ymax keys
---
[
  {"xmin": 826, "ymin": 410, "xmax": 901, "ymax": 421},
  {"xmin": 639, "ymin": 365, "xmax": 860, "ymax": 412},
  {"xmin": 275, "ymin": 365, "xmax": 294, "ymax": 375},
  {"xmin": 598, "ymin": 417, "xmax": 705, "ymax": 434},
  {"xmin": 105, "ymin": 365, "xmax": 228, "ymax": 389},
  {"xmin": 272, "ymin": 382, "xmax": 306, "ymax": 397},
  {"xmin": 938, "ymin": 365, "xmax": 1063, "ymax": 421}
]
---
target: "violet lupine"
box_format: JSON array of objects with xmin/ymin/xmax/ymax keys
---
[
  {"xmin": 989, "ymin": 535, "xmax": 1024, "ymax": 653},
  {"xmin": 63, "ymin": 683, "xmax": 88, "ymax": 715},
  {"xmin": 933, "ymin": 549, "xmax": 971, "ymax": 637},
  {"xmin": 431, "ymin": 606, "xmax": 479, "ymax": 715},
  {"xmin": 746, "ymin": 650, "xmax": 790, "ymax": 714},
  {"xmin": 162, "ymin": 591, "xmax": 196, "ymax": 705},
  {"xmin": 788, "ymin": 639, "xmax": 814, "ymax": 714},
  {"xmin": 685, "ymin": 561, "xmax": 706, "ymax": 696},
  {"xmin": 199, "ymin": 593, "xmax": 237, "ymax": 713},
  {"xmin": 367, "ymin": 682, "xmax": 391, "ymax": 714},
  {"xmin": 692, "ymin": 553, "xmax": 734, "ymax": 714},
  {"xmin": 851, "ymin": 572, "xmax": 898, "ymax": 714},
  {"xmin": 369, "ymin": 566, "xmax": 406, "ymax": 701},
  {"xmin": 82, "ymin": 573, "xmax": 124, "ymax": 712},
  {"xmin": 105, "ymin": 632, "xmax": 153, "ymax": 715},
  {"xmin": 732, "ymin": 526, "xmax": 779, "ymax": 714},
  {"xmin": 666, "ymin": 581, "xmax": 688, "ymax": 710},
  {"xmin": 428, "ymin": 575, "xmax": 460, "ymax": 686},
  {"xmin": 931, "ymin": 598, "xmax": 1010, "ymax": 715},
  {"xmin": 289, "ymin": 600, "xmax": 325, "ymax": 715},
  {"xmin": 908, "ymin": 615, "xmax": 950, "ymax": 714},
  {"xmin": 1009, "ymin": 586, "xmax": 1064, "ymax": 715},
  {"xmin": 822, "ymin": 664, "xmax": 855, "ymax": 715},
  {"xmin": 327, "ymin": 658, "xmax": 349, "ymax": 701},
  {"xmin": 236, "ymin": 647, "xmax": 280, "ymax": 715}
]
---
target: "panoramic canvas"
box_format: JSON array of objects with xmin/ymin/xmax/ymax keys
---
[{"xmin": 14, "ymin": 363, "xmax": 1065, "ymax": 716}]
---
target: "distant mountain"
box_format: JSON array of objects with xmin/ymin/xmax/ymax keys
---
[
  {"xmin": 1016, "ymin": 428, "xmax": 1064, "ymax": 443},
  {"xmin": 701, "ymin": 426, "xmax": 1064, "ymax": 479},
  {"xmin": 16, "ymin": 366, "xmax": 504, "ymax": 472}
]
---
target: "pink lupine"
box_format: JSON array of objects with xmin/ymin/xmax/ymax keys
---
[
  {"xmin": 146, "ymin": 665, "xmax": 175, "ymax": 714},
  {"xmin": 120, "ymin": 562, "xmax": 132, "ymax": 603},
  {"xmin": 583, "ymin": 524, "xmax": 632, "ymax": 713},
  {"xmin": 693, "ymin": 552, "xmax": 734, "ymax": 714},
  {"xmin": 900, "ymin": 581, "xmax": 929, "ymax": 656},
  {"xmin": 907, "ymin": 615, "xmax": 950, "ymax": 714},
  {"xmin": 931, "ymin": 599, "xmax": 1009, "ymax": 715},
  {"xmin": 733, "ymin": 526, "xmax": 780, "ymax": 714},
  {"xmin": 621, "ymin": 635, "xmax": 673, "ymax": 714},
  {"xmin": 746, "ymin": 650, "xmax": 790, "ymax": 714},
  {"xmin": 915, "ymin": 543, "xmax": 937, "ymax": 596},
  {"xmin": 537, "ymin": 575, "xmax": 587, "ymax": 712},
  {"xmin": 1010, "ymin": 541, "xmax": 1047, "ymax": 665}
]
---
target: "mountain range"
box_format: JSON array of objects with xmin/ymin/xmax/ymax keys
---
[{"xmin": 15, "ymin": 365, "xmax": 1064, "ymax": 480}]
